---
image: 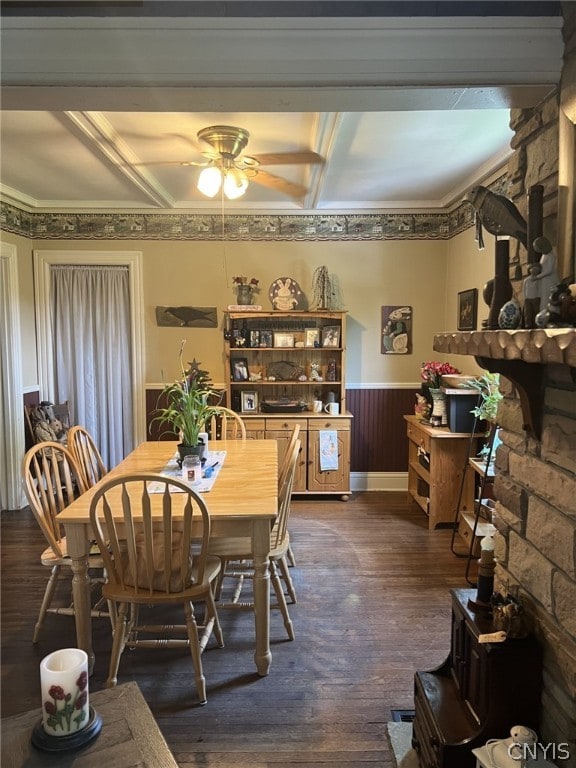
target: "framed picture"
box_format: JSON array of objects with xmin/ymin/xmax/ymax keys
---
[
  {"xmin": 305, "ymin": 328, "xmax": 320, "ymax": 347},
  {"xmin": 241, "ymin": 391, "xmax": 258, "ymax": 413},
  {"xmin": 250, "ymin": 329, "xmax": 260, "ymax": 348},
  {"xmin": 381, "ymin": 305, "xmax": 412, "ymax": 355},
  {"xmin": 231, "ymin": 357, "xmax": 249, "ymax": 381},
  {"xmin": 260, "ymin": 329, "xmax": 273, "ymax": 348},
  {"xmin": 274, "ymin": 332, "xmax": 295, "ymax": 348},
  {"xmin": 322, "ymin": 326, "xmax": 340, "ymax": 347},
  {"xmin": 457, "ymin": 289, "xmax": 478, "ymax": 331}
]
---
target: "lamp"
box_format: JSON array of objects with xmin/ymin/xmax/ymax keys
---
[{"xmin": 197, "ymin": 162, "xmax": 249, "ymax": 200}]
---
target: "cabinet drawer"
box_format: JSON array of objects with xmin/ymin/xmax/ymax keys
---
[
  {"xmin": 407, "ymin": 421, "xmax": 431, "ymax": 453},
  {"xmin": 264, "ymin": 418, "xmax": 307, "ymax": 432},
  {"xmin": 308, "ymin": 417, "xmax": 351, "ymax": 432},
  {"xmin": 242, "ymin": 418, "xmax": 266, "ymax": 431}
]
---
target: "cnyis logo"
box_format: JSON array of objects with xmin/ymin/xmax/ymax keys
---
[{"xmin": 507, "ymin": 741, "xmax": 571, "ymax": 762}]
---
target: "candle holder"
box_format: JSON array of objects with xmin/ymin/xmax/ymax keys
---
[{"xmin": 31, "ymin": 648, "xmax": 102, "ymax": 752}]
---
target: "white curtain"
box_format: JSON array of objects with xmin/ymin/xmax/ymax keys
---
[{"xmin": 50, "ymin": 264, "xmax": 132, "ymax": 469}]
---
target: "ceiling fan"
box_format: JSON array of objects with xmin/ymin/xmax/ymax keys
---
[{"xmin": 180, "ymin": 125, "xmax": 323, "ymax": 201}]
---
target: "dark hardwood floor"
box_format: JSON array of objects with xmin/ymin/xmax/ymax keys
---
[{"xmin": 1, "ymin": 492, "xmax": 473, "ymax": 767}]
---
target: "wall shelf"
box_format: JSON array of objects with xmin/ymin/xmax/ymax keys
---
[{"xmin": 433, "ymin": 329, "xmax": 576, "ymax": 440}]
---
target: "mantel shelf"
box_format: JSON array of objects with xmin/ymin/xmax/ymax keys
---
[{"xmin": 433, "ymin": 329, "xmax": 576, "ymax": 441}]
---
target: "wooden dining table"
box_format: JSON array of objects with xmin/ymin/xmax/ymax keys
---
[{"xmin": 57, "ymin": 439, "xmax": 278, "ymax": 677}]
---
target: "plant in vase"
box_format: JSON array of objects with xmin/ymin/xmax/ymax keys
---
[
  {"xmin": 150, "ymin": 340, "xmax": 223, "ymax": 464},
  {"xmin": 233, "ymin": 276, "xmax": 260, "ymax": 305},
  {"xmin": 466, "ymin": 372, "xmax": 503, "ymax": 462},
  {"xmin": 420, "ymin": 360, "xmax": 461, "ymax": 426}
]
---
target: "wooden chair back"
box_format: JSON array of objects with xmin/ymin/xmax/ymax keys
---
[
  {"xmin": 271, "ymin": 438, "xmax": 300, "ymax": 552},
  {"xmin": 206, "ymin": 407, "xmax": 247, "ymax": 441},
  {"xmin": 68, "ymin": 425, "xmax": 108, "ymax": 488},
  {"xmin": 278, "ymin": 424, "xmax": 301, "ymax": 490},
  {"xmin": 89, "ymin": 474, "xmax": 212, "ymax": 599},
  {"xmin": 22, "ymin": 442, "xmax": 87, "ymax": 559}
]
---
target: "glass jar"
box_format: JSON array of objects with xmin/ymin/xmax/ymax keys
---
[{"xmin": 181, "ymin": 454, "xmax": 201, "ymax": 485}]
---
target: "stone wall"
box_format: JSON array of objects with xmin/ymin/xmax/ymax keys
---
[{"xmin": 490, "ymin": 10, "xmax": 576, "ymax": 758}]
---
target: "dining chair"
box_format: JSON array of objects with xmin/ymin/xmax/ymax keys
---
[
  {"xmin": 206, "ymin": 406, "xmax": 247, "ymax": 441},
  {"xmin": 89, "ymin": 473, "xmax": 224, "ymax": 705},
  {"xmin": 278, "ymin": 424, "xmax": 300, "ymax": 567},
  {"xmin": 22, "ymin": 441, "xmax": 111, "ymax": 643},
  {"xmin": 209, "ymin": 438, "xmax": 300, "ymax": 641},
  {"xmin": 68, "ymin": 425, "xmax": 108, "ymax": 488}
]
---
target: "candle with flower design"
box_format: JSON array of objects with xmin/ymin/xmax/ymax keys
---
[{"xmin": 40, "ymin": 648, "xmax": 89, "ymax": 737}]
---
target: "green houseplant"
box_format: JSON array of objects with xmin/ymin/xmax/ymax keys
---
[
  {"xmin": 150, "ymin": 341, "xmax": 223, "ymax": 463},
  {"xmin": 466, "ymin": 372, "xmax": 502, "ymax": 463}
]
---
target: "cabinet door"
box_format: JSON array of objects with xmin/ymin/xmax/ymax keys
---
[
  {"xmin": 307, "ymin": 421, "xmax": 350, "ymax": 493},
  {"xmin": 266, "ymin": 429, "xmax": 307, "ymax": 492}
]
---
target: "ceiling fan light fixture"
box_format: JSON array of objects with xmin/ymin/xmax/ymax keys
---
[
  {"xmin": 223, "ymin": 167, "xmax": 249, "ymax": 200},
  {"xmin": 197, "ymin": 165, "xmax": 222, "ymax": 198}
]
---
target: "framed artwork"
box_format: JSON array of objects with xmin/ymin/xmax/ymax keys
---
[
  {"xmin": 260, "ymin": 329, "xmax": 273, "ymax": 347},
  {"xmin": 305, "ymin": 328, "xmax": 320, "ymax": 347},
  {"xmin": 274, "ymin": 332, "xmax": 295, "ymax": 348},
  {"xmin": 241, "ymin": 391, "xmax": 258, "ymax": 413},
  {"xmin": 322, "ymin": 326, "xmax": 340, "ymax": 347},
  {"xmin": 250, "ymin": 329, "xmax": 260, "ymax": 348},
  {"xmin": 231, "ymin": 357, "xmax": 249, "ymax": 381},
  {"xmin": 457, "ymin": 289, "xmax": 478, "ymax": 331},
  {"xmin": 381, "ymin": 306, "xmax": 412, "ymax": 354}
]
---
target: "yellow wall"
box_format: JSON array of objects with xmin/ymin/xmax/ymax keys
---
[{"xmin": 3, "ymin": 226, "xmax": 494, "ymax": 391}]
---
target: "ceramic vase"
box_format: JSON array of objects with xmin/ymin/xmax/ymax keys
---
[
  {"xmin": 236, "ymin": 284, "xmax": 254, "ymax": 305},
  {"xmin": 429, "ymin": 388, "xmax": 448, "ymax": 427}
]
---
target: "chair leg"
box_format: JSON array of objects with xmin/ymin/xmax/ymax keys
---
[
  {"xmin": 286, "ymin": 543, "xmax": 296, "ymax": 567},
  {"xmin": 184, "ymin": 601, "xmax": 207, "ymax": 705},
  {"xmin": 278, "ymin": 555, "xmax": 297, "ymax": 604},
  {"xmin": 270, "ymin": 560, "xmax": 295, "ymax": 641},
  {"xmin": 33, "ymin": 565, "xmax": 61, "ymax": 643},
  {"xmin": 205, "ymin": 587, "xmax": 224, "ymax": 648},
  {"xmin": 106, "ymin": 602, "xmax": 128, "ymax": 689}
]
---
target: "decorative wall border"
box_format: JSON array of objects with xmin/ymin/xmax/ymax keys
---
[{"xmin": 0, "ymin": 176, "xmax": 508, "ymax": 242}]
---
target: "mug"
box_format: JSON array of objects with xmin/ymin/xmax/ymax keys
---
[
  {"xmin": 324, "ymin": 402, "xmax": 340, "ymax": 415},
  {"xmin": 312, "ymin": 400, "xmax": 323, "ymax": 413}
]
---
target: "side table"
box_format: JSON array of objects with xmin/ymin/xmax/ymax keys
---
[{"xmin": 1, "ymin": 681, "xmax": 178, "ymax": 768}]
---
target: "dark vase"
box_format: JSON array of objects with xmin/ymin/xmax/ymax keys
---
[
  {"xmin": 236, "ymin": 284, "xmax": 253, "ymax": 305},
  {"xmin": 485, "ymin": 239, "xmax": 513, "ymax": 329}
]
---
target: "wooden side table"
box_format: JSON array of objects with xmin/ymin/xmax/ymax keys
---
[{"xmin": 1, "ymin": 682, "xmax": 178, "ymax": 768}]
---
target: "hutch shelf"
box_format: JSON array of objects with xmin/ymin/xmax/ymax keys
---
[{"xmin": 224, "ymin": 310, "xmax": 351, "ymax": 498}]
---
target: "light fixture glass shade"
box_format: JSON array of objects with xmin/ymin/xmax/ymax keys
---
[
  {"xmin": 223, "ymin": 168, "xmax": 249, "ymax": 200},
  {"xmin": 197, "ymin": 166, "xmax": 222, "ymax": 198}
]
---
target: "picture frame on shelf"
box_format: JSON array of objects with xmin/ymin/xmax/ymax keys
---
[
  {"xmin": 241, "ymin": 391, "xmax": 258, "ymax": 413},
  {"xmin": 457, "ymin": 288, "xmax": 478, "ymax": 331},
  {"xmin": 322, "ymin": 326, "xmax": 340, "ymax": 347},
  {"xmin": 259, "ymin": 330, "xmax": 273, "ymax": 347},
  {"xmin": 305, "ymin": 328, "xmax": 320, "ymax": 347},
  {"xmin": 250, "ymin": 330, "xmax": 260, "ymax": 348},
  {"xmin": 274, "ymin": 332, "xmax": 295, "ymax": 348},
  {"xmin": 231, "ymin": 357, "xmax": 249, "ymax": 381}
]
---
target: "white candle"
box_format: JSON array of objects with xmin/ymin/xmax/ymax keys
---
[{"xmin": 40, "ymin": 648, "xmax": 89, "ymax": 737}]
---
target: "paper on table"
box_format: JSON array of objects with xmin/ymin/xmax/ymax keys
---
[{"xmin": 147, "ymin": 450, "xmax": 227, "ymax": 494}]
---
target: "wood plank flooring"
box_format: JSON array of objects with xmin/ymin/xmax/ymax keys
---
[{"xmin": 1, "ymin": 492, "xmax": 474, "ymax": 767}]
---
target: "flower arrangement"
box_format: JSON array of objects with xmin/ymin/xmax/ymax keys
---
[
  {"xmin": 233, "ymin": 276, "xmax": 260, "ymax": 290},
  {"xmin": 421, "ymin": 360, "xmax": 461, "ymax": 390}
]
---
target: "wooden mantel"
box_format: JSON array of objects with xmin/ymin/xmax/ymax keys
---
[{"xmin": 434, "ymin": 329, "xmax": 576, "ymax": 440}]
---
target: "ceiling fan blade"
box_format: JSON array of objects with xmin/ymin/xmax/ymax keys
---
[
  {"xmin": 252, "ymin": 170, "xmax": 308, "ymax": 199},
  {"xmin": 245, "ymin": 151, "xmax": 324, "ymax": 166}
]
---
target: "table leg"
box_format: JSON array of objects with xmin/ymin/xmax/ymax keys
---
[
  {"xmin": 64, "ymin": 523, "xmax": 95, "ymax": 673},
  {"xmin": 252, "ymin": 519, "xmax": 271, "ymax": 676}
]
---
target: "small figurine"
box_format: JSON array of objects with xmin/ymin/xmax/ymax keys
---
[{"xmin": 309, "ymin": 362, "xmax": 323, "ymax": 382}]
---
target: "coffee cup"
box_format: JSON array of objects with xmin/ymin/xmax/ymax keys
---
[
  {"xmin": 312, "ymin": 400, "xmax": 323, "ymax": 413},
  {"xmin": 324, "ymin": 402, "xmax": 340, "ymax": 415}
]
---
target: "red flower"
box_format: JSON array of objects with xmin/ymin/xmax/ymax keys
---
[
  {"xmin": 76, "ymin": 691, "xmax": 88, "ymax": 709},
  {"xmin": 48, "ymin": 685, "xmax": 65, "ymax": 700},
  {"xmin": 44, "ymin": 701, "xmax": 57, "ymax": 715},
  {"xmin": 76, "ymin": 671, "xmax": 88, "ymax": 691},
  {"xmin": 421, "ymin": 361, "xmax": 460, "ymax": 389}
]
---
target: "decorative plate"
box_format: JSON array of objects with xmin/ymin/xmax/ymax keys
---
[{"xmin": 269, "ymin": 277, "xmax": 304, "ymax": 311}]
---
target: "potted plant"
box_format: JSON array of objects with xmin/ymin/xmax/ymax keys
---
[
  {"xmin": 466, "ymin": 372, "xmax": 503, "ymax": 463},
  {"xmin": 150, "ymin": 340, "xmax": 223, "ymax": 464}
]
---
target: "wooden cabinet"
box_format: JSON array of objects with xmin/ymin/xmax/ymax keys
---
[
  {"xmin": 224, "ymin": 310, "xmax": 351, "ymax": 497},
  {"xmin": 404, "ymin": 415, "xmax": 478, "ymax": 530},
  {"xmin": 412, "ymin": 589, "xmax": 542, "ymax": 768}
]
